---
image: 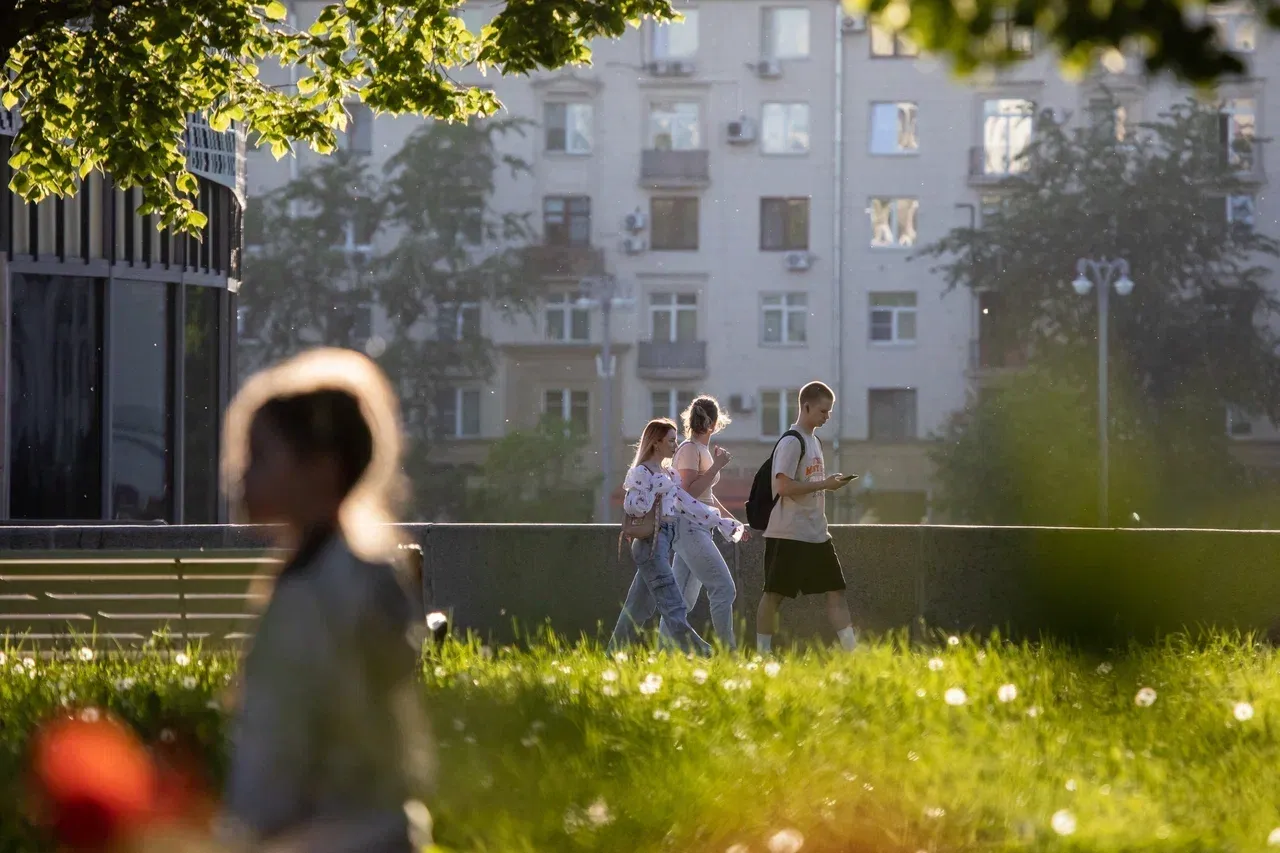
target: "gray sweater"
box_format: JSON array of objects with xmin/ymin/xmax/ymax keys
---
[{"xmin": 222, "ymin": 532, "xmax": 433, "ymax": 851}]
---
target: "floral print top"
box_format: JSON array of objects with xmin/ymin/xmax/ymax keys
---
[{"xmin": 622, "ymin": 463, "xmax": 744, "ymax": 543}]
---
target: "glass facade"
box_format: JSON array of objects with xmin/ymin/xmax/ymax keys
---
[{"xmin": 183, "ymin": 285, "xmax": 222, "ymax": 523}]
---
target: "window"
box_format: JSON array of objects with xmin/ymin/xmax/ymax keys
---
[
  {"xmin": 648, "ymin": 101, "xmax": 701, "ymax": 150},
  {"xmin": 543, "ymin": 195, "xmax": 591, "ymax": 247},
  {"xmin": 762, "ymin": 8, "xmax": 810, "ymax": 58},
  {"xmin": 870, "ymin": 102, "xmax": 919, "ymax": 154},
  {"xmin": 340, "ymin": 102, "xmax": 373, "ymax": 156},
  {"xmin": 9, "ymin": 274, "xmax": 103, "ymax": 520},
  {"xmin": 1088, "ymin": 99, "xmax": 1128, "ymax": 142},
  {"xmin": 761, "ymin": 103, "xmax": 810, "ymax": 154},
  {"xmin": 652, "ymin": 9, "xmax": 698, "ymax": 59},
  {"xmin": 545, "ymin": 292, "xmax": 591, "ymax": 342},
  {"xmin": 652, "ymin": 388, "xmax": 695, "ymax": 421},
  {"xmin": 650, "ymin": 196, "xmax": 700, "ymax": 250},
  {"xmin": 761, "ymin": 197, "xmax": 810, "ymax": 251},
  {"xmin": 868, "ymin": 198, "xmax": 918, "ymax": 247},
  {"xmin": 650, "ymin": 292, "xmax": 698, "ymax": 341},
  {"xmin": 982, "ymin": 98, "xmax": 1034, "ymax": 175},
  {"xmin": 436, "ymin": 302, "xmax": 481, "ymax": 340},
  {"xmin": 980, "ymin": 194, "xmax": 1007, "ymax": 221},
  {"xmin": 1228, "ymin": 194, "xmax": 1256, "ymax": 231},
  {"xmin": 1210, "ymin": 9, "xmax": 1257, "ymax": 52},
  {"xmin": 1219, "ymin": 98, "xmax": 1257, "ymax": 172},
  {"xmin": 760, "ymin": 388, "xmax": 801, "ymax": 437},
  {"xmin": 870, "ymin": 24, "xmax": 918, "ymax": 57},
  {"xmin": 1227, "ymin": 406, "xmax": 1254, "ymax": 437},
  {"xmin": 761, "ymin": 293, "xmax": 808, "ymax": 345},
  {"xmin": 868, "ymin": 389, "xmax": 917, "ymax": 441},
  {"xmin": 869, "ymin": 292, "xmax": 917, "ymax": 344},
  {"xmin": 986, "ymin": 12, "xmax": 1034, "ymax": 56},
  {"xmin": 435, "ymin": 387, "xmax": 482, "ymax": 438},
  {"xmin": 183, "ymin": 285, "xmax": 221, "ymax": 523},
  {"xmin": 545, "ymin": 389, "xmax": 591, "ymax": 434},
  {"xmin": 544, "ymin": 102, "xmax": 593, "ymax": 154}
]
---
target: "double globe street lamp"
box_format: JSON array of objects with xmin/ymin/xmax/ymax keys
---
[{"xmin": 1071, "ymin": 257, "xmax": 1135, "ymax": 527}]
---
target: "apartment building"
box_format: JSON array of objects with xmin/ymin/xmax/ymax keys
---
[{"xmin": 245, "ymin": 0, "xmax": 1276, "ymax": 522}]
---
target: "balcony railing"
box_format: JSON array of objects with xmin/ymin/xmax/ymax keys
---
[
  {"xmin": 637, "ymin": 339, "xmax": 707, "ymax": 379},
  {"xmin": 521, "ymin": 244, "xmax": 606, "ymax": 280},
  {"xmin": 640, "ymin": 149, "xmax": 711, "ymax": 188}
]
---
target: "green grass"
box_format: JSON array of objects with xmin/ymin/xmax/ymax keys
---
[{"xmin": 5, "ymin": 634, "xmax": 1280, "ymax": 852}]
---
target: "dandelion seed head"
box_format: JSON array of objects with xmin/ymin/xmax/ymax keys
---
[
  {"xmin": 182, "ymin": 676, "xmax": 197, "ymax": 690},
  {"xmin": 614, "ymin": 651, "xmax": 629, "ymax": 663},
  {"xmin": 22, "ymin": 657, "xmax": 35, "ymax": 669},
  {"xmin": 174, "ymin": 653, "xmax": 191, "ymax": 667},
  {"xmin": 1234, "ymin": 701, "xmax": 1255, "ymax": 721},
  {"xmin": 653, "ymin": 709, "xmax": 671, "ymax": 721},
  {"xmin": 1065, "ymin": 778, "xmax": 1077, "ymax": 792},
  {"xmin": 997, "ymin": 683, "xmax": 1018, "ymax": 703},
  {"xmin": 1028, "ymin": 706, "xmax": 1042, "ymax": 718},
  {"xmin": 639, "ymin": 674, "xmax": 663, "ymax": 695},
  {"xmin": 692, "ymin": 668, "xmax": 709, "ymax": 684},
  {"xmin": 947, "ymin": 636, "xmax": 960, "ymax": 647},
  {"xmin": 602, "ymin": 669, "xmax": 619, "ymax": 682},
  {"xmin": 767, "ymin": 828, "xmax": 805, "ymax": 853},
  {"xmin": 78, "ymin": 647, "xmax": 94, "ymax": 662},
  {"xmin": 944, "ymin": 687, "xmax": 967, "ymax": 706},
  {"xmin": 586, "ymin": 798, "xmax": 612, "ymax": 827},
  {"xmin": 928, "ymin": 657, "xmax": 944, "ymax": 671},
  {"xmin": 1051, "ymin": 809, "xmax": 1077, "ymax": 836},
  {"xmin": 1096, "ymin": 662, "xmax": 1113, "ymax": 675},
  {"xmin": 764, "ymin": 661, "xmax": 782, "ymax": 678},
  {"xmin": 1134, "ymin": 687, "xmax": 1157, "ymax": 707},
  {"xmin": 915, "ymin": 688, "xmax": 927, "ymax": 698},
  {"xmin": 1267, "ymin": 827, "xmax": 1280, "ymax": 846},
  {"xmin": 602, "ymin": 684, "xmax": 618, "ymax": 697}
]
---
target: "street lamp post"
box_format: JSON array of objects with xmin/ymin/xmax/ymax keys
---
[
  {"xmin": 578, "ymin": 275, "xmax": 630, "ymax": 523},
  {"xmin": 1071, "ymin": 257, "xmax": 1134, "ymax": 527}
]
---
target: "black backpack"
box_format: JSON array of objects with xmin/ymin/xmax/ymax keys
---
[{"xmin": 744, "ymin": 430, "xmax": 804, "ymax": 531}]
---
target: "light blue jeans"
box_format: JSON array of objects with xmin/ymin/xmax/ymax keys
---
[
  {"xmin": 609, "ymin": 520, "xmax": 712, "ymax": 656},
  {"xmin": 661, "ymin": 516, "xmax": 738, "ymax": 651}
]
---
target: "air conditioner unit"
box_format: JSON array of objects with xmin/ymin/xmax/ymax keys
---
[
  {"xmin": 842, "ymin": 15, "xmax": 867, "ymax": 33},
  {"xmin": 623, "ymin": 236, "xmax": 648, "ymax": 255},
  {"xmin": 624, "ymin": 211, "xmax": 648, "ymax": 232},
  {"xmin": 726, "ymin": 118, "xmax": 757, "ymax": 144},
  {"xmin": 755, "ymin": 58, "xmax": 783, "ymax": 78},
  {"xmin": 784, "ymin": 251, "xmax": 812, "ymax": 271},
  {"xmin": 729, "ymin": 393, "xmax": 757, "ymax": 414}
]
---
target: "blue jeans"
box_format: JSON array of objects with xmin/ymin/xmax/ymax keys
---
[
  {"xmin": 663, "ymin": 517, "xmax": 738, "ymax": 650},
  {"xmin": 609, "ymin": 521, "xmax": 712, "ymax": 656}
]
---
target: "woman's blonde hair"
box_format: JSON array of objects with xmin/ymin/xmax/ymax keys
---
[
  {"xmin": 680, "ymin": 395, "xmax": 730, "ymax": 439},
  {"xmin": 630, "ymin": 418, "xmax": 678, "ymax": 469},
  {"xmin": 222, "ymin": 347, "xmax": 408, "ymax": 563}
]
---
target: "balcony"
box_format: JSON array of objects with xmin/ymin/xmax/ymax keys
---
[
  {"xmin": 640, "ymin": 149, "xmax": 710, "ymax": 188},
  {"xmin": 968, "ymin": 146, "xmax": 1031, "ymax": 186},
  {"xmin": 521, "ymin": 244, "xmax": 606, "ymax": 280},
  {"xmin": 637, "ymin": 339, "xmax": 707, "ymax": 379}
]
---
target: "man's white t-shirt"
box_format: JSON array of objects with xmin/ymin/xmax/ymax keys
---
[{"xmin": 763, "ymin": 425, "xmax": 829, "ymax": 543}]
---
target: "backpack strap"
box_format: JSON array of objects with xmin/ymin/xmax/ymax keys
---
[{"xmin": 772, "ymin": 429, "xmax": 806, "ymax": 484}]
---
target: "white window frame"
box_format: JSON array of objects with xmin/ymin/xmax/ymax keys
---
[
  {"xmin": 340, "ymin": 102, "xmax": 373, "ymax": 156},
  {"xmin": 544, "ymin": 388, "xmax": 591, "ymax": 434},
  {"xmin": 868, "ymin": 388, "xmax": 918, "ymax": 441},
  {"xmin": 868, "ymin": 292, "xmax": 917, "ymax": 345},
  {"xmin": 649, "ymin": 292, "xmax": 698, "ymax": 342},
  {"xmin": 869, "ymin": 102, "xmax": 919, "ymax": 155},
  {"xmin": 760, "ymin": 388, "xmax": 801, "ymax": 438},
  {"xmin": 651, "ymin": 9, "xmax": 699, "ymax": 59},
  {"xmin": 868, "ymin": 197, "xmax": 919, "ymax": 248},
  {"xmin": 438, "ymin": 301, "xmax": 481, "ymax": 341},
  {"xmin": 648, "ymin": 101, "xmax": 702, "ymax": 151},
  {"xmin": 870, "ymin": 24, "xmax": 919, "ymax": 57},
  {"xmin": 1221, "ymin": 97, "xmax": 1257, "ymax": 171},
  {"xmin": 544, "ymin": 101, "xmax": 594, "ymax": 155},
  {"xmin": 760, "ymin": 292, "xmax": 808, "ymax": 346},
  {"xmin": 762, "ymin": 7, "xmax": 811, "ymax": 59},
  {"xmin": 1227, "ymin": 194, "xmax": 1256, "ymax": 231},
  {"xmin": 651, "ymin": 388, "xmax": 696, "ymax": 421},
  {"xmin": 982, "ymin": 98, "xmax": 1035, "ymax": 175},
  {"xmin": 761, "ymin": 102, "xmax": 810, "ymax": 155},
  {"xmin": 440, "ymin": 387, "xmax": 482, "ymax": 438},
  {"xmin": 545, "ymin": 292, "xmax": 592, "ymax": 342}
]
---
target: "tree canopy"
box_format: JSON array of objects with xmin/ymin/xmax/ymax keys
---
[
  {"xmin": 918, "ymin": 97, "xmax": 1280, "ymax": 526},
  {"xmin": 1, "ymin": 0, "xmax": 1271, "ymax": 234}
]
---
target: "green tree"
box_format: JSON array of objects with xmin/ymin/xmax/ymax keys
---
[
  {"xmin": 919, "ymin": 97, "xmax": 1280, "ymax": 527},
  {"xmin": 466, "ymin": 418, "xmax": 601, "ymax": 523},
  {"xmin": 240, "ymin": 118, "xmax": 536, "ymax": 519},
  {"xmin": 2, "ymin": 0, "xmax": 675, "ymax": 232}
]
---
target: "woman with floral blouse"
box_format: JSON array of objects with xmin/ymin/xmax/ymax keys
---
[{"xmin": 609, "ymin": 418, "xmax": 743, "ymax": 655}]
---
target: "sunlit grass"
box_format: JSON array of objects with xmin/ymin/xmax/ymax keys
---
[{"xmin": 4, "ymin": 633, "xmax": 1280, "ymax": 852}]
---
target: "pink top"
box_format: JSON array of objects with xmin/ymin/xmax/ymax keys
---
[{"xmin": 622, "ymin": 463, "xmax": 744, "ymax": 543}]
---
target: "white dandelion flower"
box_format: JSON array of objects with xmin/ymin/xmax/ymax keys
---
[
  {"xmin": 434, "ymin": 666, "xmax": 447, "ymax": 678},
  {"xmin": 1134, "ymin": 687, "xmax": 1157, "ymax": 707},
  {"xmin": 182, "ymin": 676, "xmax": 197, "ymax": 690},
  {"xmin": 0, "ymin": 652, "xmax": 6, "ymax": 665},
  {"xmin": 692, "ymin": 668, "xmax": 709, "ymax": 684},
  {"xmin": 767, "ymin": 828, "xmax": 805, "ymax": 853},
  {"xmin": 764, "ymin": 661, "xmax": 782, "ymax": 678},
  {"xmin": 22, "ymin": 657, "xmax": 35, "ymax": 670},
  {"xmin": 924, "ymin": 807, "xmax": 946, "ymax": 819},
  {"xmin": 613, "ymin": 651, "xmax": 629, "ymax": 663},
  {"xmin": 1267, "ymin": 827, "xmax": 1280, "ymax": 846},
  {"xmin": 586, "ymin": 798, "xmax": 613, "ymax": 827},
  {"xmin": 997, "ymin": 683, "xmax": 1018, "ymax": 703},
  {"xmin": 639, "ymin": 674, "xmax": 663, "ymax": 695},
  {"xmin": 1027, "ymin": 705, "xmax": 1042, "ymax": 718},
  {"xmin": 916, "ymin": 688, "xmax": 927, "ymax": 698},
  {"xmin": 116, "ymin": 677, "xmax": 136, "ymax": 691},
  {"xmin": 603, "ymin": 684, "xmax": 618, "ymax": 696},
  {"xmin": 78, "ymin": 647, "xmax": 94, "ymax": 662},
  {"xmin": 944, "ymin": 687, "xmax": 967, "ymax": 706},
  {"xmin": 602, "ymin": 669, "xmax": 619, "ymax": 683},
  {"xmin": 928, "ymin": 658, "xmax": 944, "ymax": 671},
  {"xmin": 174, "ymin": 652, "xmax": 191, "ymax": 667},
  {"xmin": 947, "ymin": 636, "xmax": 960, "ymax": 647},
  {"xmin": 653, "ymin": 709, "xmax": 671, "ymax": 721},
  {"xmin": 1065, "ymin": 779, "xmax": 1077, "ymax": 792},
  {"xmin": 1051, "ymin": 810, "xmax": 1077, "ymax": 836},
  {"xmin": 722, "ymin": 678, "xmax": 742, "ymax": 691},
  {"xmin": 1234, "ymin": 701, "xmax": 1255, "ymax": 722},
  {"xmin": 1096, "ymin": 662, "xmax": 1113, "ymax": 675}
]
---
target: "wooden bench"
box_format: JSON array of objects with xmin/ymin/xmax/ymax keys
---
[{"xmin": 0, "ymin": 550, "xmax": 285, "ymax": 650}]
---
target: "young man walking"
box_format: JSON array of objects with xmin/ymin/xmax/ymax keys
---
[{"xmin": 756, "ymin": 381, "xmax": 858, "ymax": 653}]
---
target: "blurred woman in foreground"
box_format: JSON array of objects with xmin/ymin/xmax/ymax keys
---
[{"xmin": 216, "ymin": 347, "xmax": 434, "ymax": 852}]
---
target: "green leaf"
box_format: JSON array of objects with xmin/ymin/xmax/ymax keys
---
[
  {"xmin": 209, "ymin": 112, "xmax": 232, "ymax": 133},
  {"xmin": 1, "ymin": 92, "xmax": 16, "ymax": 110},
  {"xmin": 188, "ymin": 209, "xmax": 209, "ymax": 230},
  {"xmin": 264, "ymin": 1, "xmax": 288, "ymax": 22}
]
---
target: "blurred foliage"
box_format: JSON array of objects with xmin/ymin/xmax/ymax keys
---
[
  {"xmin": 465, "ymin": 417, "xmax": 600, "ymax": 523},
  {"xmin": 920, "ymin": 97, "xmax": 1280, "ymax": 526},
  {"xmin": 1, "ymin": 0, "xmax": 676, "ymax": 232}
]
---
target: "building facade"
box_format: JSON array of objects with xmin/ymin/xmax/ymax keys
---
[
  {"xmin": 247, "ymin": 0, "xmax": 1275, "ymax": 522},
  {"xmin": 0, "ymin": 109, "xmax": 243, "ymax": 523}
]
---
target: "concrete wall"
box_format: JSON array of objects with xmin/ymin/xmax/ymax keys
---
[{"xmin": 3, "ymin": 524, "xmax": 1280, "ymax": 649}]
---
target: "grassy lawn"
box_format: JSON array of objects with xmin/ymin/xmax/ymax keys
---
[{"xmin": 4, "ymin": 634, "xmax": 1280, "ymax": 852}]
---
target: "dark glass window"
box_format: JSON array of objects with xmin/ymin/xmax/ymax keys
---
[
  {"xmin": 110, "ymin": 280, "xmax": 173, "ymax": 520},
  {"xmin": 183, "ymin": 285, "xmax": 221, "ymax": 523},
  {"xmin": 10, "ymin": 274, "xmax": 104, "ymax": 519}
]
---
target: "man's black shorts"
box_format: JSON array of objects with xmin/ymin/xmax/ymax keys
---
[{"xmin": 763, "ymin": 537, "xmax": 847, "ymax": 598}]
